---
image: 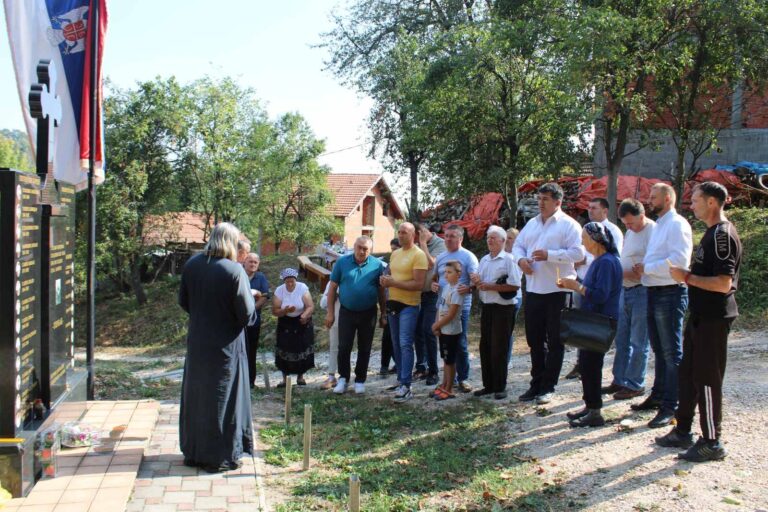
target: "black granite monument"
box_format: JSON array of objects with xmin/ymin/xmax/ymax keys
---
[{"xmin": 0, "ymin": 60, "xmax": 86, "ymax": 497}]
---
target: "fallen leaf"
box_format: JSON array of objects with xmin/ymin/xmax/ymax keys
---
[{"xmin": 722, "ymin": 496, "xmax": 742, "ymax": 506}]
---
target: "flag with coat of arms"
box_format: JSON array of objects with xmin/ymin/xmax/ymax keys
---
[{"xmin": 3, "ymin": 0, "xmax": 107, "ymax": 189}]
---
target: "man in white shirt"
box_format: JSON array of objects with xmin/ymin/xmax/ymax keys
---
[
  {"xmin": 633, "ymin": 183, "xmax": 693, "ymax": 428},
  {"xmin": 513, "ymin": 183, "xmax": 585, "ymax": 404},
  {"xmin": 602, "ymin": 199, "xmax": 655, "ymax": 400},
  {"xmin": 470, "ymin": 226, "xmax": 522, "ymax": 400}
]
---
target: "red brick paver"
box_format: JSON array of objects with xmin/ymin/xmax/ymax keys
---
[{"xmin": 124, "ymin": 403, "xmax": 266, "ymax": 512}]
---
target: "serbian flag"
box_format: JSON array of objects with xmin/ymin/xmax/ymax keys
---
[{"xmin": 3, "ymin": 0, "xmax": 107, "ymax": 189}]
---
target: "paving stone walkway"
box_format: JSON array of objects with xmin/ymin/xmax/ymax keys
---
[{"xmin": 125, "ymin": 402, "xmax": 266, "ymax": 512}]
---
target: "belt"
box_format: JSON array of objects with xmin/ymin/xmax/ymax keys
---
[
  {"xmin": 623, "ymin": 285, "xmax": 641, "ymax": 290},
  {"xmin": 647, "ymin": 284, "xmax": 682, "ymax": 290}
]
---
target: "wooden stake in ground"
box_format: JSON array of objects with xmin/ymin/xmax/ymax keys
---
[
  {"xmin": 303, "ymin": 404, "xmax": 312, "ymax": 470},
  {"xmin": 349, "ymin": 474, "xmax": 360, "ymax": 512},
  {"xmin": 261, "ymin": 351, "xmax": 270, "ymax": 390},
  {"xmin": 284, "ymin": 376, "xmax": 292, "ymax": 425}
]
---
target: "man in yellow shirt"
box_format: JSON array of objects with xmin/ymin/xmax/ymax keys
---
[{"xmin": 380, "ymin": 222, "xmax": 428, "ymax": 402}]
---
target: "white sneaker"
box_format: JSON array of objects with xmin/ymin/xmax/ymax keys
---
[
  {"xmin": 333, "ymin": 378, "xmax": 347, "ymax": 394},
  {"xmin": 354, "ymin": 382, "xmax": 365, "ymax": 394},
  {"xmin": 394, "ymin": 385, "xmax": 413, "ymax": 403}
]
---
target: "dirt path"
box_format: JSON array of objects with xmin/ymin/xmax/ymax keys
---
[
  {"xmin": 100, "ymin": 327, "xmax": 767, "ymax": 510},
  {"xmin": 506, "ymin": 329, "xmax": 768, "ymax": 512}
]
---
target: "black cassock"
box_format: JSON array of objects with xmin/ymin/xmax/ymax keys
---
[{"xmin": 178, "ymin": 254, "xmax": 256, "ymax": 467}]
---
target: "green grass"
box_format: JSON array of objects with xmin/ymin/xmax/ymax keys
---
[
  {"xmin": 263, "ymin": 390, "xmax": 562, "ymax": 511},
  {"xmin": 93, "ymin": 359, "xmax": 182, "ymax": 400}
]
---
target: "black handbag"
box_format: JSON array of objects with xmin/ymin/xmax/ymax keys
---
[{"xmin": 559, "ymin": 296, "xmax": 617, "ymax": 354}]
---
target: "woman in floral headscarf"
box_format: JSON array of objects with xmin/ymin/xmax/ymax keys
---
[
  {"xmin": 557, "ymin": 222, "xmax": 622, "ymax": 427},
  {"xmin": 272, "ymin": 268, "xmax": 315, "ymax": 386}
]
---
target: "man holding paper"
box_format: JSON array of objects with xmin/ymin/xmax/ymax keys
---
[
  {"xmin": 513, "ymin": 183, "xmax": 585, "ymax": 404},
  {"xmin": 632, "ymin": 183, "xmax": 693, "ymax": 428}
]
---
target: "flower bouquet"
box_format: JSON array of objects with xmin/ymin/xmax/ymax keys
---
[
  {"xmin": 60, "ymin": 422, "xmax": 102, "ymax": 448},
  {"xmin": 36, "ymin": 425, "xmax": 61, "ymax": 479}
]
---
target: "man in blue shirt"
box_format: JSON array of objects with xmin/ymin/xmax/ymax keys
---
[
  {"xmin": 244, "ymin": 253, "xmax": 270, "ymax": 388},
  {"xmin": 325, "ymin": 236, "xmax": 387, "ymax": 394},
  {"xmin": 432, "ymin": 224, "xmax": 479, "ymax": 392}
]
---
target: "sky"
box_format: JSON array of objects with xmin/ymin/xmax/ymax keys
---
[{"xmin": 0, "ymin": 0, "xmax": 383, "ymax": 174}]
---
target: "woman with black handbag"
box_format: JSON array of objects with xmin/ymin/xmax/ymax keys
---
[{"xmin": 557, "ymin": 222, "xmax": 623, "ymax": 427}]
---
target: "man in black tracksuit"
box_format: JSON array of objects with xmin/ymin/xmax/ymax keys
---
[{"xmin": 655, "ymin": 181, "xmax": 742, "ymax": 462}]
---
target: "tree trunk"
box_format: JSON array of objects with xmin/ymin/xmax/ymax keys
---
[
  {"xmin": 130, "ymin": 259, "xmax": 147, "ymax": 306},
  {"xmin": 606, "ymin": 166, "xmax": 618, "ymax": 222},
  {"xmin": 408, "ymin": 150, "xmax": 419, "ymax": 221},
  {"xmin": 674, "ymin": 145, "xmax": 687, "ymax": 209}
]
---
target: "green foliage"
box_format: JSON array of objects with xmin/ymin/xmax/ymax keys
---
[
  {"xmin": 182, "ymin": 76, "xmax": 269, "ymax": 234},
  {"xmin": 89, "ymin": 77, "xmax": 191, "ymax": 304},
  {"xmin": 0, "ymin": 128, "xmax": 33, "ymax": 171},
  {"xmin": 725, "ymin": 207, "xmax": 768, "ymax": 325},
  {"xmin": 264, "ymin": 390, "xmax": 560, "ymax": 510},
  {"xmin": 254, "ymin": 113, "xmax": 340, "ymax": 253}
]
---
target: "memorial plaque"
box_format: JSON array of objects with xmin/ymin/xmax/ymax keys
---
[
  {"xmin": 40, "ymin": 183, "xmax": 76, "ymax": 408},
  {"xmin": 0, "ymin": 169, "xmax": 43, "ymax": 437}
]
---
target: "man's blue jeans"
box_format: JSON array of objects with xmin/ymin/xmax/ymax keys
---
[
  {"xmin": 414, "ymin": 292, "xmax": 439, "ymax": 375},
  {"xmin": 647, "ymin": 285, "xmax": 688, "ymax": 411},
  {"xmin": 389, "ymin": 305, "xmax": 420, "ymax": 387},
  {"xmin": 611, "ymin": 286, "xmax": 649, "ymax": 391},
  {"xmin": 455, "ymin": 308, "xmax": 471, "ymax": 382}
]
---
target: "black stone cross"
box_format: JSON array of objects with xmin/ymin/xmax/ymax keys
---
[{"xmin": 28, "ymin": 59, "xmax": 62, "ymax": 189}]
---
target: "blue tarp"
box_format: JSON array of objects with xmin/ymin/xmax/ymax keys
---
[{"xmin": 714, "ymin": 161, "xmax": 768, "ymax": 175}]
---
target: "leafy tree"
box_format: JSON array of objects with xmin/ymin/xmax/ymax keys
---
[
  {"xmin": 254, "ymin": 113, "xmax": 340, "ymax": 253},
  {"xmin": 0, "ymin": 129, "xmax": 33, "ymax": 171},
  {"xmin": 413, "ymin": 1, "xmax": 588, "ymax": 218},
  {"xmin": 97, "ymin": 77, "xmax": 189, "ymax": 304},
  {"xmin": 182, "ymin": 76, "xmax": 267, "ymax": 237},
  {"xmin": 648, "ymin": 0, "xmax": 768, "ymax": 204},
  {"xmin": 322, "ymin": 0, "xmax": 476, "ymax": 216},
  {"xmin": 569, "ymin": 0, "xmax": 689, "ymax": 219}
]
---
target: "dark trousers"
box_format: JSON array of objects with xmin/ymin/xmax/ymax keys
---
[
  {"xmin": 380, "ymin": 323, "xmax": 395, "ymax": 371},
  {"xmin": 578, "ymin": 349, "xmax": 606, "ymax": 409},
  {"xmin": 676, "ymin": 315, "xmax": 732, "ymax": 440},
  {"xmin": 479, "ymin": 303, "xmax": 516, "ymax": 392},
  {"xmin": 337, "ymin": 305, "xmax": 378, "ymax": 383},
  {"xmin": 245, "ymin": 322, "xmax": 261, "ymax": 387},
  {"xmin": 415, "ymin": 291, "xmax": 439, "ymax": 375},
  {"xmin": 524, "ymin": 291, "xmax": 568, "ymax": 394}
]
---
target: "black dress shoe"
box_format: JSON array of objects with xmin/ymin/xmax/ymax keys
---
[
  {"xmin": 425, "ymin": 374, "xmax": 439, "ymax": 386},
  {"xmin": 569, "ymin": 409, "xmax": 605, "ymax": 428},
  {"xmin": 630, "ymin": 396, "xmax": 661, "ymax": 411},
  {"xmin": 518, "ymin": 387, "xmax": 538, "ymax": 402},
  {"xmin": 648, "ymin": 408, "xmax": 675, "ymax": 428},
  {"xmin": 493, "ymin": 391, "xmax": 508, "ymax": 400},
  {"xmin": 566, "ymin": 407, "xmax": 589, "ymax": 420},
  {"xmin": 564, "ymin": 365, "xmax": 580, "ymax": 380},
  {"xmin": 473, "ymin": 388, "xmax": 493, "ymax": 397},
  {"xmin": 601, "ymin": 383, "xmax": 623, "ymax": 395}
]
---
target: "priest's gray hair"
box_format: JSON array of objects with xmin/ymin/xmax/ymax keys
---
[
  {"xmin": 486, "ymin": 225, "xmax": 507, "ymax": 241},
  {"xmin": 205, "ymin": 223, "xmax": 241, "ymax": 261}
]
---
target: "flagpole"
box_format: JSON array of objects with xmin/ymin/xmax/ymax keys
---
[{"xmin": 86, "ymin": 0, "xmax": 100, "ymax": 401}]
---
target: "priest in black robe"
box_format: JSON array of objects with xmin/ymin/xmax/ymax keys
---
[{"xmin": 178, "ymin": 222, "xmax": 256, "ymax": 473}]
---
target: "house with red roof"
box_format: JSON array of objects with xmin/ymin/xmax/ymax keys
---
[
  {"xmin": 325, "ymin": 173, "xmax": 404, "ymax": 254},
  {"xmin": 144, "ymin": 173, "xmax": 404, "ymax": 257}
]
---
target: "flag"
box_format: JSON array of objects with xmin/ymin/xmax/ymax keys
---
[{"xmin": 3, "ymin": 0, "xmax": 107, "ymax": 189}]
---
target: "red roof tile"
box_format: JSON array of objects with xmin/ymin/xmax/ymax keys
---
[{"xmin": 326, "ymin": 173, "xmax": 403, "ymax": 218}]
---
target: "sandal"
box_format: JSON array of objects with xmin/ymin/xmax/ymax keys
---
[
  {"xmin": 434, "ymin": 387, "xmax": 456, "ymax": 401},
  {"xmin": 429, "ymin": 386, "xmax": 446, "ymax": 398}
]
